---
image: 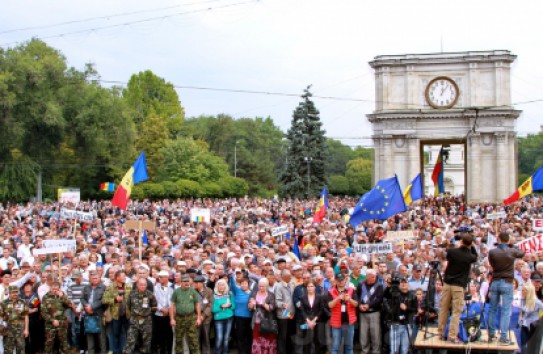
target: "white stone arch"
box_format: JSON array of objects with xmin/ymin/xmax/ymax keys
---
[{"xmin": 444, "ymin": 177, "xmax": 455, "ymax": 195}]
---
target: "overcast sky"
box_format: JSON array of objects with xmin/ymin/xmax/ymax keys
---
[{"xmin": 2, "ymin": 0, "xmax": 543, "ymax": 148}]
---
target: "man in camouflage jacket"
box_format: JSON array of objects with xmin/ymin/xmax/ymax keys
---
[
  {"xmin": 41, "ymin": 281, "xmax": 74, "ymax": 354},
  {"xmin": 122, "ymin": 278, "xmax": 157, "ymax": 354},
  {"xmin": 0, "ymin": 285, "xmax": 29, "ymax": 354}
]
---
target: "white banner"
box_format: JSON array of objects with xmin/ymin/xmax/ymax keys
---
[
  {"xmin": 190, "ymin": 208, "xmax": 211, "ymax": 223},
  {"xmin": 486, "ymin": 211, "xmax": 506, "ymax": 220},
  {"xmin": 42, "ymin": 240, "xmax": 77, "ymax": 251},
  {"xmin": 354, "ymin": 242, "xmax": 393, "ymax": 254},
  {"xmin": 271, "ymin": 226, "xmax": 288, "ymax": 237},
  {"xmin": 385, "ymin": 230, "xmax": 418, "ymax": 242},
  {"xmin": 33, "ymin": 246, "xmax": 69, "ymax": 256},
  {"xmin": 517, "ymin": 234, "xmax": 543, "ymax": 255},
  {"xmin": 60, "ymin": 208, "xmax": 94, "ymax": 221},
  {"xmin": 57, "ymin": 188, "xmax": 80, "ymax": 204},
  {"xmin": 533, "ymin": 219, "xmax": 543, "ymax": 231}
]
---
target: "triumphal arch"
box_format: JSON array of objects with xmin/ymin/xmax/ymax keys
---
[{"xmin": 367, "ymin": 50, "xmax": 521, "ymax": 202}]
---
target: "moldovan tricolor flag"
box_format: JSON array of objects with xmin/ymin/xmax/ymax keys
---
[
  {"xmin": 431, "ymin": 147, "xmax": 444, "ymax": 196},
  {"xmin": 112, "ymin": 152, "xmax": 149, "ymax": 210},
  {"xmin": 504, "ymin": 165, "xmax": 543, "ymax": 205},
  {"xmin": 313, "ymin": 187, "xmax": 328, "ymax": 223}
]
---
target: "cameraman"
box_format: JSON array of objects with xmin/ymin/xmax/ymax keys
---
[
  {"xmin": 437, "ymin": 232, "xmax": 477, "ymax": 343},
  {"xmin": 383, "ymin": 275, "xmax": 416, "ymax": 354},
  {"xmin": 488, "ymin": 231, "xmax": 525, "ymax": 345}
]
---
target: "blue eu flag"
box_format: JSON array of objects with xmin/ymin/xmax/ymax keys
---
[{"xmin": 349, "ymin": 175, "xmax": 407, "ymax": 228}]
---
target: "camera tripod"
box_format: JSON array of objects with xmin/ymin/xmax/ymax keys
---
[{"xmin": 423, "ymin": 262, "xmax": 444, "ymax": 340}]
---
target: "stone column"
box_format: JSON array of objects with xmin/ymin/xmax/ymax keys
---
[
  {"xmin": 495, "ymin": 133, "xmax": 507, "ymax": 200},
  {"xmin": 373, "ymin": 136, "xmax": 382, "ymax": 184},
  {"xmin": 383, "ymin": 136, "xmax": 393, "ymax": 179},
  {"xmin": 408, "ymin": 136, "xmax": 419, "ymax": 182},
  {"xmin": 468, "ymin": 134, "xmax": 481, "ymax": 201}
]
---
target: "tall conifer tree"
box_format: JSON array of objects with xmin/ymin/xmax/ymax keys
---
[{"xmin": 280, "ymin": 86, "xmax": 327, "ymax": 198}]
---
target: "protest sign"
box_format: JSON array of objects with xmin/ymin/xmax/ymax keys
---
[
  {"xmin": 271, "ymin": 226, "xmax": 288, "ymax": 238},
  {"xmin": 385, "ymin": 230, "xmax": 417, "ymax": 242},
  {"xmin": 33, "ymin": 246, "xmax": 69, "ymax": 256},
  {"xmin": 60, "ymin": 208, "xmax": 94, "ymax": 221},
  {"xmin": 43, "ymin": 239, "xmax": 77, "ymax": 251},
  {"xmin": 57, "ymin": 188, "xmax": 80, "ymax": 204},
  {"xmin": 486, "ymin": 211, "xmax": 506, "ymax": 220},
  {"xmin": 533, "ymin": 219, "xmax": 543, "ymax": 231},
  {"xmin": 191, "ymin": 208, "xmax": 211, "ymax": 223},
  {"xmin": 354, "ymin": 242, "xmax": 393, "ymax": 254},
  {"xmin": 517, "ymin": 234, "xmax": 543, "ymax": 255}
]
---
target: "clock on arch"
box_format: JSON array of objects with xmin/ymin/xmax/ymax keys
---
[{"xmin": 425, "ymin": 76, "xmax": 459, "ymax": 109}]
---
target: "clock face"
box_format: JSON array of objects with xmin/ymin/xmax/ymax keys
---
[{"xmin": 425, "ymin": 77, "xmax": 459, "ymax": 109}]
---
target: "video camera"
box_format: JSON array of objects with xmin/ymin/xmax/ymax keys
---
[{"xmin": 454, "ymin": 226, "xmax": 473, "ymax": 240}]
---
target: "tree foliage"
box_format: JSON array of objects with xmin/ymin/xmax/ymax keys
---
[
  {"xmin": 156, "ymin": 137, "xmax": 229, "ymax": 183},
  {"xmin": 183, "ymin": 114, "xmax": 284, "ymax": 195},
  {"xmin": 518, "ymin": 133, "xmax": 543, "ymax": 183},
  {"xmin": 279, "ymin": 86, "xmax": 327, "ymax": 198},
  {"xmin": 123, "ymin": 70, "xmax": 185, "ymax": 138},
  {"xmin": 345, "ymin": 158, "xmax": 373, "ymax": 195},
  {"xmin": 325, "ymin": 139, "xmax": 355, "ymax": 176},
  {"xmin": 0, "ymin": 39, "xmax": 136, "ymax": 200}
]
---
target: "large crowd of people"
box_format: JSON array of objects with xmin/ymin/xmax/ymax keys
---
[{"xmin": 0, "ymin": 195, "xmax": 542, "ymax": 354}]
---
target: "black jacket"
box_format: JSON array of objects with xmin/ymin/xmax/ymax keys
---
[
  {"xmin": 383, "ymin": 289, "xmax": 417, "ymax": 324},
  {"xmin": 297, "ymin": 293, "xmax": 324, "ymax": 324},
  {"xmin": 444, "ymin": 246, "xmax": 477, "ymax": 287}
]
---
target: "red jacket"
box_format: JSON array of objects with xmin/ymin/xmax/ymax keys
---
[{"xmin": 328, "ymin": 286, "xmax": 357, "ymax": 328}]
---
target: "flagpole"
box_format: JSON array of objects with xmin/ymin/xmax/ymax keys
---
[{"xmin": 139, "ymin": 219, "xmax": 143, "ymax": 262}]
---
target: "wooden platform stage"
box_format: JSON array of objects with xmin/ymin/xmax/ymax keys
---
[{"xmin": 415, "ymin": 327, "xmax": 519, "ymax": 353}]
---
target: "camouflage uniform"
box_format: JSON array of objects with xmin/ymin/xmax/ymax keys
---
[
  {"xmin": 0, "ymin": 295, "xmax": 28, "ymax": 353},
  {"xmin": 41, "ymin": 292, "xmax": 73, "ymax": 354},
  {"xmin": 171, "ymin": 286, "xmax": 200, "ymax": 354},
  {"xmin": 123, "ymin": 288, "xmax": 157, "ymax": 354}
]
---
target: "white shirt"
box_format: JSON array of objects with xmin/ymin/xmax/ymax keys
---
[
  {"xmin": 154, "ymin": 282, "xmax": 173, "ymax": 316},
  {"xmin": 17, "ymin": 244, "xmax": 32, "ymax": 261}
]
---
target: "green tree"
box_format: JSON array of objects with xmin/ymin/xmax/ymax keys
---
[
  {"xmin": 518, "ymin": 133, "xmax": 543, "ymax": 182},
  {"xmin": 183, "ymin": 115, "xmax": 284, "ymax": 195},
  {"xmin": 156, "ymin": 137, "xmax": 229, "ymax": 183},
  {"xmin": 0, "ymin": 39, "xmax": 136, "ymax": 200},
  {"xmin": 328, "ymin": 175, "xmax": 350, "ymax": 195},
  {"xmin": 325, "ymin": 139, "xmax": 354, "ymax": 176},
  {"xmin": 123, "ymin": 70, "xmax": 185, "ymax": 137},
  {"xmin": 135, "ymin": 112, "xmax": 169, "ymax": 176},
  {"xmin": 280, "ymin": 86, "xmax": 327, "ymax": 198},
  {"xmin": 352, "ymin": 146, "xmax": 374, "ymax": 161},
  {"xmin": 346, "ymin": 158, "xmax": 373, "ymax": 195}
]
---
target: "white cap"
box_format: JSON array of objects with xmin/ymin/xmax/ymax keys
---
[
  {"xmin": 177, "ymin": 261, "xmax": 187, "ymax": 266},
  {"xmin": 292, "ymin": 265, "xmax": 302, "ymax": 271},
  {"xmin": 158, "ymin": 270, "xmax": 169, "ymax": 277}
]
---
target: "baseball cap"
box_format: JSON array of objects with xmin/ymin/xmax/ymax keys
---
[
  {"xmin": 8, "ymin": 285, "xmax": 18, "ymax": 293},
  {"xmin": 194, "ymin": 275, "xmax": 206, "ymax": 283},
  {"xmin": 413, "ymin": 265, "xmax": 422, "ymax": 271},
  {"xmin": 292, "ymin": 265, "xmax": 302, "ymax": 271},
  {"xmin": 335, "ymin": 273, "xmax": 346, "ymax": 281},
  {"xmin": 158, "ymin": 270, "xmax": 169, "ymax": 277},
  {"xmin": 71, "ymin": 270, "xmax": 82, "ymax": 279},
  {"xmin": 181, "ymin": 274, "xmax": 191, "ymax": 282},
  {"xmin": 177, "ymin": 261, "xmax": 187, "ymax": 266}
]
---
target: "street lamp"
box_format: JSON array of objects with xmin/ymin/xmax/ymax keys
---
[
  {"xmin": 234, "ymin": 140, "xmax": 239, "ymax": 178},
  {"xmin": 304, "ymin": 156, "xmax": 312, "ymax": 197}
]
